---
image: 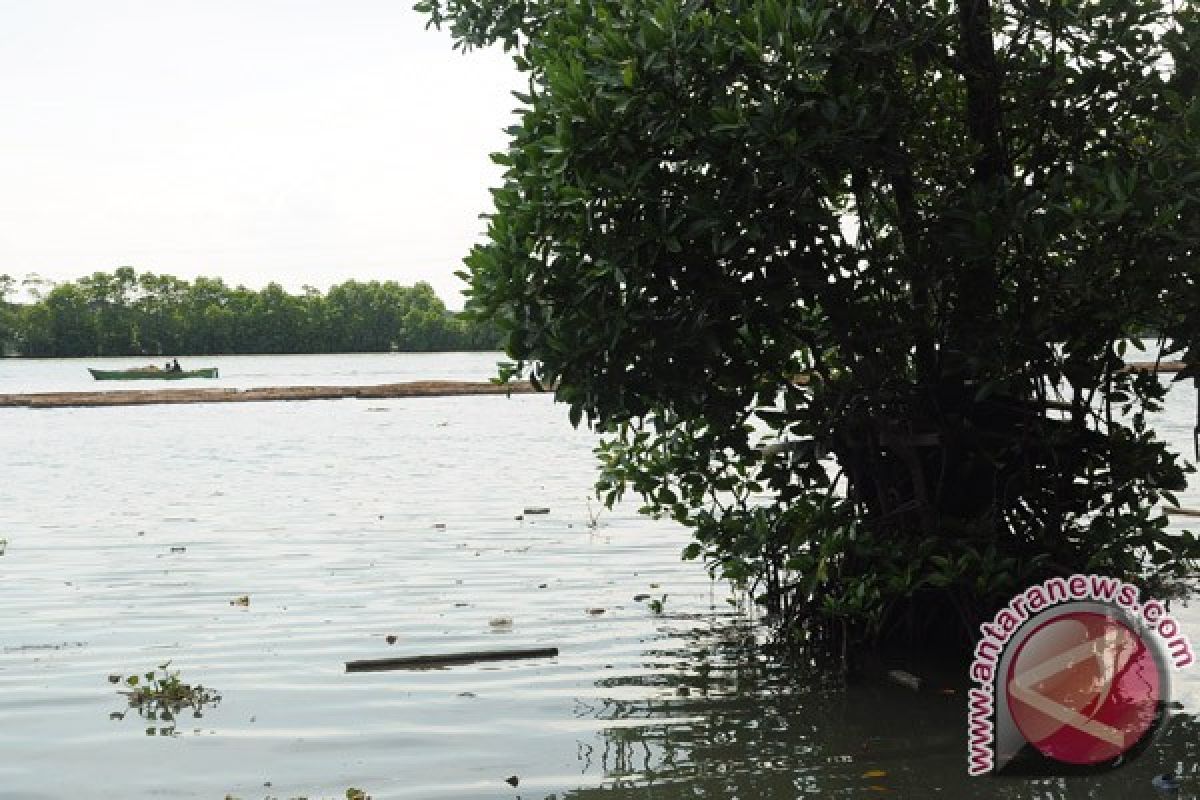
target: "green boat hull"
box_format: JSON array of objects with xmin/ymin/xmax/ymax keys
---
[{"xmin": 88, "ymin": 367, "xmax": 219, "ymax": 381}]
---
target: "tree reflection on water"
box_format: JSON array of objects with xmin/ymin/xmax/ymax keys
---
[{"xmin": 563, "ymin": 619, "xmax": 1198, "ymax": 800}]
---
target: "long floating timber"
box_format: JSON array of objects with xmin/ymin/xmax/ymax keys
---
[
  {"xmin": 0, "ymin": 380, "xmax": 548, "ymax": 409},
  {"xmin": 345, "ymin": 646, "xmax": 560, "ymax": 672},
  {"xmin": 0, "ymin": 360, "xmax": 1187, "ymax": 410}
]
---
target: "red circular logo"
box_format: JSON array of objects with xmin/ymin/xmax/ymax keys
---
[{"xmin": 1005, "ymin": 610, "xmax": 1162, "ymax": 765}]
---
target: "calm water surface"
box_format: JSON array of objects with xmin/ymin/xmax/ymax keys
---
[{"xmin": 0, "ymin": 354, "xmax": 1196, "ymax": 799}]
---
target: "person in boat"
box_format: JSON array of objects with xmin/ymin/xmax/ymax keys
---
[{"xmin": 171, "ymin": 358, "xmax": 182, "ymax": 372}]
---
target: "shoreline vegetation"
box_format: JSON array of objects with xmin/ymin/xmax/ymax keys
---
[{"xmin": 0, "ymin": 268, "xmax": 500, "ymax": 357}]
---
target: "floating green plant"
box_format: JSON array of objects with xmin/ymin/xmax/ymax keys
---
[
  {"xmin": 108, "ymin": 661, "xmax": 220, "ymax": 736},
  {"xmin": 585, "ymin": 497, "xmax": 603, "ymax": 530},
  {"xmin": 648, "ymin": 594, "xmax": 668, "ymax": 615}
]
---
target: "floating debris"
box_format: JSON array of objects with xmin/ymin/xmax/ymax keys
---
[
  {"xmin": 221, "ymin": 784, "xmax": 373, "ymax": 800},
  {"xmin": 4, "ymin": 641, "xmax": 86, "ymax": 653},
  {"xmin": 112, "ymin": 662, "xmax": 221, "ymax": 737},
  {"xmin": 345, "ymin": 647, "xmax": 558, "ymax": 672},
  {"xmin": 586, "ymin": 608, "xmax": 606, "ymax": 616},
  {"xmin": 385, "ymin": 635, "xmax": 398, "ymax": 645},
  {"xmin": 489, "ymin": 617, "xmax": 513, "ymax": 628},
  {"xmin": 505, "ymin": 775, "xmax": 519, "ymax": 787},
  {"xmin": 229, "ymin": 595, "xmax": 249, "ymax": 607},
  {"xmin": 887, "ymin": 669, "xmax": 922, "ymax": 692},
  {"xmin": 0, "ymin": 538, "xmax": 7, "ymax": 555},
  {"xmin": 633, "ymin": 594, "xmax": 651, "ymax": 602},
  {"xmin": 523, "ymin": 507, "xmax": 551, "ymax": 515},
  {"xmin": 1152, "ymin": 772, "xmax": 1180, "ymax": 792},
  {"xmin": 169, "ymin": 546, "xmax": 186, "ymax": 554}
]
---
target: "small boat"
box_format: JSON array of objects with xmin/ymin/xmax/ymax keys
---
[{"xmin": 88, "ymin": 367, "xmax": 219, "ymax": 381}]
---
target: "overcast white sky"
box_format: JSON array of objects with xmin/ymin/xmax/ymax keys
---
[{"xmin": 0, "ymin": 1, "xmax": 521, "ymax": 308}]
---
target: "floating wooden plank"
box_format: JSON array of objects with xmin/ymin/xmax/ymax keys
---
[
  {"xmin": 0, "ymin": 380, "xmax": 549, "ymax": 409},
  {"xmin": 345, "ymin": 646, "xmax": 560, "ymax": 672}
]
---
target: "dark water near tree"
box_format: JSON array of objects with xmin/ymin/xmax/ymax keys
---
[{"xmin": 0, "ymin": 354, "xmax": 1195, "ymax": 798}]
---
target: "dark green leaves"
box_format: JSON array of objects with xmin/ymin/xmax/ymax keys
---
[{"xmin": 421, "ymin": 0, "xmax": 1200, "ymax": 649}]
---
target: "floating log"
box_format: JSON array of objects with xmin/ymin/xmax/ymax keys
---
[
  {"xmin": 760, "ymin": 438, "xmax": 822, "ymax": 459},
  {"xmin": 345, "ymin": 646, "xmax": 560, "ymax": 672},
  {"xmin": 6, "ymin": 362, "xmax": 1182, "ymax": 410},
  {"xmin": 0, "ymin": 380, "xmax": 548, "ymax": 409},
  {"xmin": 1125, "ymin": 361, "xmax": 1187, "ymax": 373},
  {"xmin": 1164, "ymin": 506, "xmax": 1200, "ymax": 518}
]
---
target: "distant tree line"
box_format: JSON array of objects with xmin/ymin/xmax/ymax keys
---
[{"xmin": 0, "ymin": 268, "xmax": 500, "ymax": 357}]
